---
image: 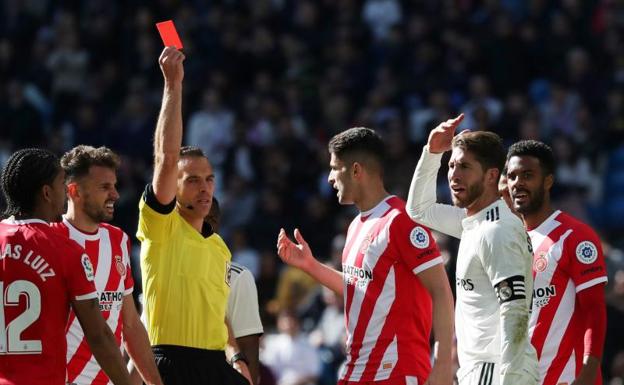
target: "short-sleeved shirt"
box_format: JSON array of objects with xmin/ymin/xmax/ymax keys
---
[
  {"xmin": 227, "ymin": 262, "xmax": 263, "ymax": 339},
  {"xmin": 528, "ymin": 210, "xmax": 608, "ymax": 385},
  {"xmin": 338, "ymin": 196, "xmax": 443, "ymax": 385},
  {"xmin": 50, "ymin": 218, "xmax": 134, "ymax": 385},
  {"xmin": 0, "ymin": 218, "xmax": 97, "ymax": 385},
  {"xmin": 136, "ymin": 185, "xmax": 231, "ymax": 350}
]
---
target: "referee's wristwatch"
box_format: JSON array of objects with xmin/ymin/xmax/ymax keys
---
[{"xmin": 229, "ymin": 352, "xmax": 249, "ymax": 366}]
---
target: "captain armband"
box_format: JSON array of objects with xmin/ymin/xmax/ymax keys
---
[{"xmin": 494, "ymin": 275, "xmax": 526, "ymax": 304}]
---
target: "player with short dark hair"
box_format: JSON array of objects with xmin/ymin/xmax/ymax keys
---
[
  {"xmin": 0, "ymin": 148, "xmax": 132, "ymax": 385},
  {"xmin": 506, "ymin": 140, "xmax": 607, "ymax": 385},
  {"xmin": 278, "ymin": 126, "xmax": 455, "ymax": 385},
  {"xmin": 50, "ymin": 145, "xmax": 163, "ymax": 385},
  {"xmin": 407, "ymin": 115, "xmax": 539, "ymax": 385}
]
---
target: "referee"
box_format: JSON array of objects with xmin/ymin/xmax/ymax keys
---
[{"xmin": 136, "ymin": 47, "xmax": 250, "ymax": 385}]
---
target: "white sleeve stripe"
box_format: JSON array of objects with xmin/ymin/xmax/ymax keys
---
[
  {"xmin": 124, "ymin": 288, "xmax": 134, "ymax": 295},
  {"xmin": 576, "ymin": 276, "xmax": 608, "ymax": 293},
  {"xmin": 74, "ymin": 291, "xmax": 98, "ymax": 301},
  {"xmin": 413, "ymin": 256, "xmax": 444, "ymax": 275}
]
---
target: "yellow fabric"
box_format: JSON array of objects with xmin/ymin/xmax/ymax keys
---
[{"xmin": 137, "ymin": 198, "xmax": 231, "ymax": 350}]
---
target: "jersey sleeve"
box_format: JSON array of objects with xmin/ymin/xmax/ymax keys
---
[
  {"xmin": 122, "ymin": 233, "xmax": 134, "ymax": 296},
  {"xmin": 562, "ymin": 225, "xmax": 608, "ymax": 293},
  {"xmin": 406, "ymin": 146, "xmax": 466, "ymax": 239},
  {"xmin": 479, "ymin": 222, "xmax": 532, "ymax": 290},
  {"xmin": 226, "ymin": 268, "xmax": 264, "ymax": 338},
  {"xmin": 63, "ymin": 242, "xmax": 98, "ymax": 301},
  {"xmin": 136, "ymin": 184, "xmax": 176, "ymax": 242},
  {"xmin": 392, "ymin": 214, "xmax": 443, "ymax": 275}
]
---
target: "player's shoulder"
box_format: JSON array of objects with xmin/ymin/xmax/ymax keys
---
[
  {"xmin": 557, "ymin": 211, "xmax": 600, "ymax": 240},
  {"xmin": 41, "ymin": 224, "xmax": 85, "ymax": 255},
  {"xmin": 480, "ymin": 206, "xmax": 525, "ymax": 243}
]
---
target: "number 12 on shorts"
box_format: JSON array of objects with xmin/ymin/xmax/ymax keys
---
[{"xmin": 0, "ymin": 280, "xmax": 42, "ymax": 354}]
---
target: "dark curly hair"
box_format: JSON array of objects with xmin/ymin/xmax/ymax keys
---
[{"xmin": 507, "ymin": 140, "xmax": 555, "ymax": 176}]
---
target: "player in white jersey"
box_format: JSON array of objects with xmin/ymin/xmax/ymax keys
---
[
  {"xmin": 505, "ymin": 140, "xmax": 607, "ymax": 385},
  {"xmin": 54, "ymin": 145, "xmax": 162, "ymax": 385},
  {"xmin": 406, "ymin": 115, "xmax": 539, "ymax": 385},
  {"xmin": 278, "ymin": 127, "xmax": 455, "ymax": 385}
]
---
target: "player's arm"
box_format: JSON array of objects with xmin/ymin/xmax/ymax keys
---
[
  {"xmin": 225, "ymin": 320, "xmax": 253, "ymax": 385},
  {"xmin": 277, "ymin": 228, "xmax": 343, "ymax": 295},
  {"xmin": 72, "ymin": 298, "xmax": 133, "ymax": 385},
  {"xmin": 481, "ymin": 227, "xmax": 534, "ymax": 385},
  {"xmin": 418, "ymin": 264, "xmax": 455, "ymax": 385},
  {"xmin": 235, "ymin": 334, "xmax": 261, "ymax": 385},
  {"xmin": 121, "ymin": 296, "xmax": 163, "ymax": 385},
  {"xmin": 571, "ymin": 284, "xmax": 606, "ymax": 385},
  {"xmin": 406, "ymin": 115, "xmax": 466, "ymax": 239},
  {"xmin": 152, "ymin": 46, "xmax": 185, "ymax": 205}
]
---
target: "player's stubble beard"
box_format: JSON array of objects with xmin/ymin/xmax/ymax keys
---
[
  {"xmin": 83, "ymin": 194, "xmax": 114, "ymax": 223},
  {"xmin": 513, "ymin": 181, "xmax": 546, "ymax": 216},
  {"xmin": 451, "ymin": 178, "xmax": 485, "ymax": 209}
]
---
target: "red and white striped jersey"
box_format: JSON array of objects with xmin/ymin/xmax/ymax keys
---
[
  {"xmin": 338, "ymin": 196, "xmax": 443, "ymax": 385},
  {"xmin": 528, "ymin": 210, "xmax": 607, "ymax": 385},
  {"xmin": 50, "ymin": 218, "xmax": 134, "ymax": 385}
]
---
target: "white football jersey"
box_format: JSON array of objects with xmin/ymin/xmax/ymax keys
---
[{"xmin": 406, "ymin": 147, "xmax": 538, "ymax": 385}]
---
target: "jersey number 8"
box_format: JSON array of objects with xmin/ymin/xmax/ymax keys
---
[{"xmin": 0, "ymin": 280, "xmax": 42, "ymax": 354}]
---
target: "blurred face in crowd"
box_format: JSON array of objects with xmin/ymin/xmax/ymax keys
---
[
  {"xmin": 506, "ymin": 155, "xmax": 552, "ymax": 216},
  {"xmin": 447, "ymin": 147, "xmax": 486, "ymax": 209},
  {"xmin": 69, "ymin": 166, "xmax": 119, "ymax": 224},
  {"xmin": 177, "ymin": 156, "xmax": 214, "ymax": 219},
  {"xmin": 328, "ymin": 152, "xmax": 356, "ymax": 205}
]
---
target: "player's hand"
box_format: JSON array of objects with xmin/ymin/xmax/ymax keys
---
[
  {"xmin": 233, "ymin": 360, "xmax": 253, "ymax": 385},
  {"xmin": 277, "ymin": 228, "xmax": 314, "ymax": 272},
  {"xmin": 424, "ymin": 361, "xmax": 453, "ymax": 385},
  {"xmin": 427, "ymin": 114, "xmax": 465, "ymax": 154},
  {"xmin": 158, "ymin": 46, "xmax": 185, "ymax": 85}
]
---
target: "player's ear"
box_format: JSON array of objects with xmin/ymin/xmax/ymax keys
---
[
  {"xmin": 544, "ymin": 173, "xmax": 554, "ymax": 191},
  {"xmin": 351, "ymin": 162, "xmax": 362, "ymax": 179},
  {"xmin": 487, "ymin": 168, "xmax": 500, "ymax": 186},
  {"xmin": 67, "ymin": 182, "xmax": 80, "ymax": 199}
]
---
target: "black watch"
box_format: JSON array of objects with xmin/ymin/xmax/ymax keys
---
[{"xmin": 230, "ymin": 352, "xmax": 249, "ymax": 366}]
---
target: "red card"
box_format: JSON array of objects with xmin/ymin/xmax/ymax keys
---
[{"xmin": 156, "ymin": 20, "xmax": 183, "ymax": 49}]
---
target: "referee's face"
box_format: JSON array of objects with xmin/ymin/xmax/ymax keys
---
[{"xmin": 177, "ymin": 156, "xmax": 215, "ymax": 219}]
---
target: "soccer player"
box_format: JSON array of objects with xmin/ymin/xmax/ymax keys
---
[
  {"xmin": 277, "ymin": 127, "xmax": 455, "ymax": 385},
  {"xmin": 206, "ymin": 198, "xmax": 264, "ymax": 385},
  {"xmin": 136, "ymin": 47, "xmax": 250, "ymax": 385},
  {"xmin": 506, "ymin": 140, "xmax": 607, "ymax": 385},
  {"xmin": 0, "ymin": 148, "xmax": 132, "ymax": 385},
  {"xmin": 49, "ymin": 145, "xmax": 162, "ymax": 385},
  {"xmin": 406, "ymin": 115, "xmax": 539, "ymax": 385}
]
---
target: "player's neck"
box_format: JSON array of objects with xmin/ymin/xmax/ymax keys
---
[
  {"xmin": 65, "ymin": 206, "xmax": 99, "ymax": 233},
  {"xmin": 522, "ymin": 205, "xmax": 555, "ymax": 231},
  {"xmin": 465, "ymin": 189, "xmax": 499, "ymax": 217},
  {"xmin": 356, "ymin": 183, "xmax": 390, "ymax": 212}
]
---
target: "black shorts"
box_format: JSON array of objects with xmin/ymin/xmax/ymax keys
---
[{"xmin": 152, "ymin": 345, "xmax": 248, "ymax": 385}]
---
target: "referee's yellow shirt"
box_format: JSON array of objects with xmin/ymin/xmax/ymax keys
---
[{"xmin": 136, "ymin": 189, "xmax": 231, "ymax": 350}]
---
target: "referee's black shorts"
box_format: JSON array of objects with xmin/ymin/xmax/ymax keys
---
[{"xmin": 152, "ymin": 345, "xmax": 249, "ymax": 385}]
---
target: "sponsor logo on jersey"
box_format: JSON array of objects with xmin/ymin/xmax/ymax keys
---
[
  {"xmin": 409, "ymin": 226, "xmax": 430, "ymax": 249},
  {"xmin": 576, "ymin": 241, "xmax": 598, "ymax": 264},
  {"xmin": 98, "ymin": 291, "xmax": 124, "ymax": 311},
  {"xmin": 81, "ymin": 254, "xmax": 95, "ymax": 281},
  {"xmin": 343, "ymin": 264, "xmax": 373, "ymax": 288},
  {"xmin": 534, "ymin": 252, "xmax": 548, "ymax": 272},
  {"xmin": 456, "ymin": 277, "xmax": 474, "ymax": 291},
  {"xmin": 533, "ymin": 285, "xmax": 556, "ymax": 308},
  {"xmin": 114, "ymin": 255, "xmax": 126, "ymax": 277}
]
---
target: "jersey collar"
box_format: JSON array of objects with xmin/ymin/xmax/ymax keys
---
[
  {"xmin": 62, "ymin": 216, "xmax": 101, "ymax": 241},
  {"xmin": 1, "ymin": 216, "xmax": 48, "ymax": 226},
  {"xmin": 360, "ymin": 195, "xmax": 394, "ymax": 221},
  {"xmin": 528, "ymin": 210, "xmax": 562, "ymax": 233}
]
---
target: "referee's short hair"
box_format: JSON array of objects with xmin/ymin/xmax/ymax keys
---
[
  {"xmin": 452, "ymin": 131, "xmax": 505, "ymax": 174},
  {"xmin": 1, "ymin": 148, "xmax": 61, "ymax": 217}
]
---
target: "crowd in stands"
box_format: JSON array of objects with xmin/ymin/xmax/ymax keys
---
[{"xmin": 1, "ymin": 0, "xmax": 624, "ymax": 383}]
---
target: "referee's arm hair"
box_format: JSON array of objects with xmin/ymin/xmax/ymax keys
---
[{"xmin": 152, "ymin": 46, "xmax": 185, "ymax": 205}]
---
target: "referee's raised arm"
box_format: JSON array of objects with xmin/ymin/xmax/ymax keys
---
[{"xmin": 153, "ymin": 46, "xmax": 185, "ymax": 205}]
